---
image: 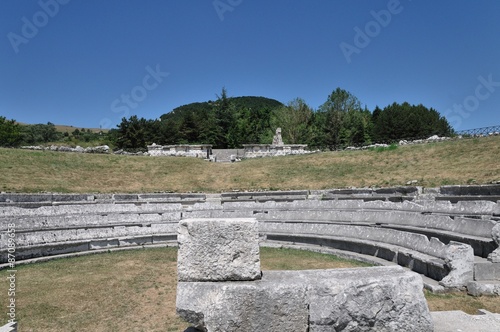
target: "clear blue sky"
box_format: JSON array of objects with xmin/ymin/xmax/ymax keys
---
[{"xmin": 1, "ymin": 0, "xmax": 499, "ymax": 131}]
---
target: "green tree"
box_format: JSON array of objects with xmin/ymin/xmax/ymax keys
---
[
  {"xmin": 72, "ymin": 128, "xmax": 81, "ymax": 138},
  {"xmin": 339, "ymin": 108, "xmax": 372, "ymax": 146},
  {"xmin": 373, "ymin": 102, "xmax": 453, "ymax": 142},
  {"xmin": 0, "ymin": 116, "xmax": 23, "ymax": 147},
  {"xmin": 318, "ymin": 88, "xmax": 366, "ymax": 149},
  {"xmin": 234, "ymin": 106, "xmax": 273, "ymax": 145},
  {"xmin": 115, "ymin": 116, "xmax": 161, "ymax": 151},
  {"xmin": 22, "ymin": 122, "xmax": 60, "ymax": 144},
  {"xmin": 270, "ymin": 98, "xmax": 316, "ymax": 144},
  {"xmin": 212, "ymin": 87, "xmax": 237, "ymax": 148}
]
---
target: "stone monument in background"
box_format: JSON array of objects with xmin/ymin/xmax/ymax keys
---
[
  {"xmin": 272, "ymin": 127, "xmax": 284, "ymax": 146},
  {"xmin": 242, "ymin": 128, "xmax": 311, "ymax": 158}
]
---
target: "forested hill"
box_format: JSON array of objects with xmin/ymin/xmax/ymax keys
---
[
  {"xmin": 0, "ymin": 88, "xmax": 453, "ymax": 151},
  {"xmin": 160, "ymin": 96, "xmax": 283, "ymax": 122}
]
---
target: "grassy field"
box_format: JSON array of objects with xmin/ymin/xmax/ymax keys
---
[
  {"xmin": 1, "ymin": 136, "xmax": 499, "ymax": 193},
  {"xmin": 1, "ymin": 247, "xmax": 498, "ymax": 332}
]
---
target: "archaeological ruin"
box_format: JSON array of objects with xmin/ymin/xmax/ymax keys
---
[
  {"xmin": 145, "ymin": 128, "xmax": 313, "ymax": 161},
  {"xmin": 1, "ymin": 184, "xmax": 500, "ymax": 330}
]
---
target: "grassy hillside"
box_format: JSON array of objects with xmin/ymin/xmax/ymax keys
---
[
  {"xmin": 0, "ymin": 136, "xmax": 499, "ymax": 193},
  {"xmin": 53, "ymin": 124, "xmax": 109, "ymax": 133}
]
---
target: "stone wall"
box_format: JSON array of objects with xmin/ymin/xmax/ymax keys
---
[
  {"xmin": 1, "ymin": 185, "xmax": 499, "ymax": 295},
  {"xmin": 147, "ymin": 144, "xmax": 212, "ymax": 158},
  {"xmin": 176, "ymin": 218, "xmax": 434, "ymax": 331},
  {"xmin": 242, "ymin": 144, "xmax": 312, "ymax": 158}
]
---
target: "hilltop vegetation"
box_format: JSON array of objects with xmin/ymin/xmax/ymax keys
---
[
  {"xmin": 1, "ymin": 87, "xmax": 453, "ymax": 151},
  {"xmin": 0, "ymin": 135, "xmax": 498, "ymax": 193},
  {"xmin": 0, "ymin": 118, "xmax": 112, "ymax": 148},
  {"xmin": 113, "ymin": 88, "xmax": 452, "ymax": 151}
]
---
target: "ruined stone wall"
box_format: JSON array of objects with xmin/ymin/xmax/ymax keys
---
[
  {"xmin": 147, "ymin": 144, "xmax": 212, "ymax": 158},
  {"xmin": 1, "ymin": 185, "xmax": 499, "ymax": 295},
  {"xmin": 176, "ymin": 218, "xmax": 434, "ymax": 331},
  {"xmin": 242, "ymin": 144, "xmax": 313, "ymax": 158}
]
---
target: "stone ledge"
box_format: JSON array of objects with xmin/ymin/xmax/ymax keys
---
[{"xmin": 177, "ymin": 266, "xmax": 434, "ymax": 332}]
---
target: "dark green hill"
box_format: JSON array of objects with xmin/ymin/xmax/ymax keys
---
[
  {"xmin": 153, "ymin": 96, "xmax": 284, "ymax": 148},
  {"xmin": 160, "ymin": 96, "xmax": 283, "ymax": 122}
]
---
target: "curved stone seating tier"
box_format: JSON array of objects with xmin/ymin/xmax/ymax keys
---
[
  {"xmin": 184, "ymin": 197, "xmax": 500, "ymax": 294},
  {"xmin": 1, "ymin": 185, "xmax": 499, "ymax": 295},
  {"xmin": 259, "ymin": 222, "xmax": 474, "ymax": 288},
  {"xmin": 0, "ymin": 193, "xmax": 206, "ymax": 208},
  {"xmin": 0, "ymin": 203, "xmax": 183, "ymax": 264},
  {"xmin": 186, "ymin": 201, "xmax": 497, "ymax": 258},
  {"xmin": 219, "ymin": 199, "xmax": 500, "ymax": 218}
]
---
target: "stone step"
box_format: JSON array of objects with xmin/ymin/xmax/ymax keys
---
[
  {"xmin": 260, "ymin": 241, "xmax": 446, "ymax": 293},
  {"xmin": 432, "ymin": 309, "xmax": 500, "ymax": 332}
]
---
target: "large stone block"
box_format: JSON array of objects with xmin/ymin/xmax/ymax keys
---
[
  {"xmin": 177, "ymin": 281, "xmax": 309, "ymax": 332},
  {"xmin": 304, "ymin": 267, "xmax": 433, "ymax": 332},
  {"xmin": 439, "ymin": 241, "xmax": 474, "ymax": 288},
  {"xmin": 177, "ymin": 218, "xmax": 261, "ymax": 282},
  {"xmin": 490, "ymin": 222, "xmax": 500, "ymax": 263},
  {"xmin": 177, "ymin": 266, "xmax": 433, "ymax": 332}
]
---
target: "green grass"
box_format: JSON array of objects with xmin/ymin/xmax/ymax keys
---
[
  {"xmin": 1, "ymin": 136, "xmax": 499, "ymax": 193},
  {"xmin": 1, "ymin": 247, "xmax": 498, "ymax": 331},
  {"xmin": 260, "ymin": 246, "xmax": 372, "ymax": 270}
]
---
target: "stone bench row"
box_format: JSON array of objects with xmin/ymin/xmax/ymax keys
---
[
  {"xmin": 215, "ymin": 199, "xmax": 500, "ymax": 217},
  {"xmin": 0, "ymin": 200, "xmax": 492, "ymax": 218},
  {"xmin": 189, "ymin": 206, "xmax": 496, "ymax": 237},
  {"xmin": 0, "ymin": 203, "xmax": 184, "ymax": 217},
  {"xmin": 0, "ymin": 221, "xmax": 178, "ymax": 253},
  {"xmin": 185, "ymin": 204, "xmax": 498, "ymax": 258},
  {"xmin": 319, "ymin": 184, "xmax": 500, "ymax": 196},
  {"xmin": 0, "ymin": 193, "xmax": 205, "ymax": 208},
  {"xmin": 0, "ymin": 233, "xmax": 177, "ymax": 266},
  {"xmin": 259, "ymin": 221, "xmax": 474, "ymax": 289},
  {"xmin": 0, "ymin": 211, "xmax": 182, "ymax": 232},
  {"xmin": 219, "ymin": 185, "xmax": 500, "ymax": 203}
]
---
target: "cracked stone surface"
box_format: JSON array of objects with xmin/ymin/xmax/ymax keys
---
[
  {"xmin": 177, "ymin": 266, "xmax": 434, "ymax": 332},
  {"xmin": 177, "ymin": 218, "xmax": 261, "ymax": 282}
]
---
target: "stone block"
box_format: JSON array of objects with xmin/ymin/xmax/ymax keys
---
[
  {"xmin": 113, "ymin": 194, "xmax": 139, "ymax": 201},
  {"xmin": 474, "ymin": 261, "xmax": 500, "ymax": 280},
  {"xmin": 177, "ymin": 266, "xmax": 433, "ymax": 332},
  {"xmin": 467, "ymin": 281, "xmax": 500, "ymax": 296},
  {"xmin": 439, "ymin": 241, "xmax": 475, "ymax": 288},
  {"xmin": 118, "ymin": 236, "xmax": 152, "ymax": 246},
  {"xmin": 177, "ymin": 280, "xmax": 309, "ymax": 332},
  {"xmin": 490, "ymin": 222, "xmax": 500, "ymax": 263},
  {"xmin": 89, "ymin": 239, "xmax": 119, "ymax": 250},
  {"xmin": 177, "ymin": 218, "xmax": 261, "ymax": 282},
  {"xmin": 305, "ymin": 267, "xmax": 433, "ymax": 332},
  {"xmin": 440, "ymin": 184, "xmax": 500, "ymax": 196}
]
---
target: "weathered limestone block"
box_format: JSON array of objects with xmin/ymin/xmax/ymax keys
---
[
  {"xmin": 177, "ymin": 266, "xmax": 433, "ymax": 332},
  {"xmin": 489, "ymin": 222, "xmax": 500, "ymax": 263},
  {"xmin": 177, "ymin": 281, "xmax": 309, "ymax": 332},
  {"xmin": 439, "ymin": 241, "xmax": 475, "ymax": 288},
  {"xmin": 467, "ymin": 281, "xmax": 500, "ymax": 296},
  {"xmin": 304, "ymin": 267, "xmax": 432, "ymax": 332},
  {"xmin": 177, "ymin": 218, "xmax": 261, "ymax": 282}
]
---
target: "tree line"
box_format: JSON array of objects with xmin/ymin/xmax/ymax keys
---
[
  {"xmin": 113, "ymin": 87, "xmax": 453, "ymax": 151},
  {"xmin": 0, "ymin": 87, "xmax": 453, "ymax": 151},
  {"xmin": 0, "ymin": 119, "xmax": 109, "ymax": 147}
]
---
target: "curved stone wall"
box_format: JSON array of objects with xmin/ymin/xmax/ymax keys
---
[{"xmin": 1, "ymin": 185, "xmax": 499, "ymax": 295}]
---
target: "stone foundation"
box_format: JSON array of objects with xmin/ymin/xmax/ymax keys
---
[
  {"xmin": 242, "ymin": 144, "xmax": 311, "ymax": 158},
  {"xmin": 176, "ymin": 218, "xmax": 434, "ymax": 332},
  {"xmin": 147, "ymin": 144, "xmax": 211, "ymax": 158}
]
